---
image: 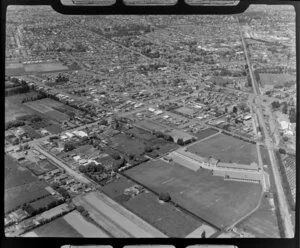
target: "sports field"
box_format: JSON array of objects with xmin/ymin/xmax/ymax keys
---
[
  {"xmin": 237, "ymin": 196, "xmax": 280, "ymax": 237},
  {"xmin": 125, "ymin": 160, "xmax": 262, "ymax": 229},
  {"xmin": 102, "ymin": 176, "xmax": 203, "ymax": 237},
  {"xmin": 186, "ymin": 133, "xmax": 258, "ymax": 164}
]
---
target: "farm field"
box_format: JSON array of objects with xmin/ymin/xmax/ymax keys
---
[
  {"xmin": 63, "ymin": 210, "xmax": 110, "ymax": 237},
  {"xmin": 125, "ymin": 160, "xmax": 262, "ymax": 229},
  {"xmin": 186, "ymin": 133, "xmax": 258, "ymax": 164},
  {"xmin": 5, "ymin": 154, "xmax": 50, "ymax": 213},
  {"xmin": 237, "ymin": 195, "xmax": 280, "ymax": 237},
  {"xmin": 25, "ymin": 98, "xmax": 69, "ymax": 122},
  {"xmin": 194, "ymin": 128, "xmax": 219, "ymax": 140},
  {"xmin": 259, "ymin": 73, "xmax": 295, "ymax": 87},
  {"xmin": 5, "ymin": 92, "xmax": 39, "ymax": 123},
  {"xmin": 31, "ymin": 216, "xmax": 83, "ymax": 237}
]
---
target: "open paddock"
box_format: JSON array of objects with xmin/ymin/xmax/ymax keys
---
[
  {"xmin": 24, "ymin": 62, "xmax": 69, "ymax": 73},
  {"xmin": 25, "ymin": 159, "xmax": 57, "ymax": 176},
  {"xmin": 186, "ymin": 133, "xmax": 258, "ymax": 164},
  {"xmin": 125, "ymin": 160, "xmax": 262, "ymax": 229},
  {"xmin": 31, "ymin": 215, "xmax": 83, "ymax": 237}
]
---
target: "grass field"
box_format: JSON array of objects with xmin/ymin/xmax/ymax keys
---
[
  {"xmin": 5, "ymin": 63, "xmax": 25, "ymax": 76},
  {"xmin": 32, "ymin": 216, "xmax": 83, "ymax": 237},
  {"xmin": 124, "ymin": 192, "xmax": 203, "ymax": 237},
  {"xmin": 25, "ymin": 98, "xmax": 69, "ymax": 122},
  {"xmin": 195, "ymin": 128, "xmax": 219, "ymax": 140},
  {"xmin": 24, "ymin": 62, "xmax": 69, "ymax": 72},
  {"xmin": 237, "ymin": 195, "xmax": 280, "ymax": 237},
  {"xmin": 259, "ymin": 73, "xmax": 295, "ymax": 87},
  {"xmin": 125, "ymin": 160, "xmax": 262, "ymax": 229},
  {"xmin": 186, "ymin": 133, "xmax": 258, "ymax": 164},
  {"xmin": 5, "ymin": 92, "xmax": 39, "ymax": 123},
  {"xmin": 5, "ymin": 155, "xmax": 50, "ymax": 213},
  {"xmin": 22, "ymin": 125, "xmax": 42, "ymax": 139}
]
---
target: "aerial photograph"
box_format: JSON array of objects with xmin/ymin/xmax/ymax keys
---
[{"xmin": 4, "ymin": 4, "xmax": 296, "ymax": 238}]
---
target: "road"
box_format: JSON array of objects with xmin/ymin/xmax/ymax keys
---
[
  {"xmin": 33, "ymin": 144, "xmax": 91, "ymax": 184},
  {"xmin": 238, "ymin": 17, "xmax": 294, "ymax": 238}
]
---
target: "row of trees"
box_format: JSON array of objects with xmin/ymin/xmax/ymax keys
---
[
  {"xmin": 22, "ymin": 197, "xmax": 64, "ymax": 217},
  {"xmin": 21, "ymin": 92, "xmax": 47, "ymax": 103}
]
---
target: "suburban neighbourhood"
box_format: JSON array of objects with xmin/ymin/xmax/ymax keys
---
[{"xmin": 4, "ymin": 4, "xmax": 296, "ymax": 238}]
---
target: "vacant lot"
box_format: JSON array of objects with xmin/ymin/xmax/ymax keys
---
[
  {"xmin": 125, "ymin": 160, "xmax": 262, "ymax": 229},
  {"xmin": 195, "ymin": 128, "xmax": 219, "ymax": 140},
  {"xmin": 174, "ymin": 106, "xmax": 195, "ymax": 116},
  {"xmin": 22, "ymin": 125, "xmax": 42, "ymax": 139},
  {"xmin": 186, "ymin": 133, "xmax": 258, "ymax": 164},
  {"xmin": 24, "ymin": 62, "xmax": 69, "ymax": 72},
  {"xmin": 63, "ymin": 210, "xmax": 109, "ymax": 237},
  {"xmin": 5, "ymin": 92, "xmax": 39, "ymax": 123},
  {"xmin": 259, "ymin": 73, "xmax": 295, "ymax": 87},
  {"xmin": 32, "ymin": 216, "xmax": 83, "ymax": 237},
  {"xmin": 237, "ymin": 195, "xmax": 280, "ymax": 237}
]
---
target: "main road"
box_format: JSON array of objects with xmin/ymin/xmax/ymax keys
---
[{"xmin": 238, "ymin": 17, "xmax": 294, "ymax": 238}]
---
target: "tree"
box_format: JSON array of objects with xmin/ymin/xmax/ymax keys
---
[
  {"xmin": 272, "ymin": 101, "xmax": 280, "ymax": 109},
  {"xmin": 289, "ymin": 108, "xmax": 296, "ymax": 123},
  {"xmin": 158, "ymin": 192, "xmax": 171, "ymax": 202},
  {"xmin": 232, "ymin": 106, "xmax": 238, "ymax": 113},
  {"xmin": 282, "ymin": 102, "xmax": 288, "ymax": 114},
  {"xmin": 279, "ymin": 148, "xmax": 286, "ymax": 154},
  {"xmin": 57, "ymin": 187, "xmax": 70, "ymax": 199},
  {"xmin": 51, "ymin": 182, "xmax": 60, "ymax": 190},
  {"xmin": 201, "ymin": 231, "xmax": 206, "ymax": 238},
  {"xmin": 177, "ymin": 138, "xmax": 184, "ymax": 146},
  {"xmin": 78, "ymin": 165, "xmax": 87, "ymax": 173}
]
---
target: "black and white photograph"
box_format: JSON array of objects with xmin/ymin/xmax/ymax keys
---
[{"xmin": 3, "ymin": 0, "xmax": 297, "ymax": 242}]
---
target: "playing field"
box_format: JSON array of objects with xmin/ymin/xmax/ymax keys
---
[
  {"xmin": 125, "ymin": 160, "xmax": 262, "ymax": 229},
  {"xmin": 186, "ymin": 133, "xmax": 258, "ymax": 164},
  {"xmin": 237, "ymin": 196, "xmax": 280, "ymax": 237},
  {"xmin": 195, "ymin": 128, "xmax": 219, "ymax": 140}
]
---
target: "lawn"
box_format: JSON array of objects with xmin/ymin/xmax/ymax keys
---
[
  {"xmin": 125, "ymin": 160, "xmax": 262, "ymax": 229},
  {"xmin": 32, "ymin": 216, "xmax": 83, "ymax": 237},
  {"xmin": 186, "ymin": 133, "xmax": 258, "ymax": 164}
]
